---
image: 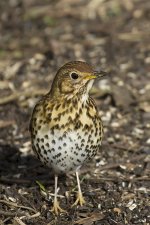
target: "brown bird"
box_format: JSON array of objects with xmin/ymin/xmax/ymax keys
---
[{"xmin": 30, "ymin": 61, "xmax": 106, "ymax": 214}]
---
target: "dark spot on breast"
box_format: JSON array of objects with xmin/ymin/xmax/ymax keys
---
[
  {"xmin": 69, "ymin": 107, "xmax": 73, "ymax": 113},
  {"xmin": 55, "ymin": 104, "xmax": 61, "ymax": 110},
  {"xmin": 74, "ymin": 151, "xmax": 78, "ymax": 156},
  {"xmin": 57, "ymin": 159, "xmax": 61, "ymax": 163},
  {"xmin": 79, "ymin": 108, "xmax": 82, "ymax": 114},
  {"xmin": 75, "ymin": 121, "xmax": 82, "ymax": 129},
  {"xmin": 63, "ymin": 133, "xmax": 67, "ymax": 138},
  {"xmin": 52, "ymin": 140, "xmax": 56, "ymax": 144},
  {"xmin": 62, "ymin": 102, "xmax": 66, "ymax": 109},
  {"xmin": 44, "ymin": 149, "xmax": 47, "ymax": 155},
  {"xmin": 59, "ymin": 137, "xmax": 63, "ymax": 141},
  {"xmin": 69, "ymin": 137, "xmax": 72, "ymax": 142},
  {"xmin": 53, "ymin": 124, "xmax": 59, "ymax": 129},
  {"xmin": 68, "ymin": 116, "xmax": 72, "ymax": 122},
  {"xmin": 44, "ymin": 135, "xmax": 48, "ymax": 139},
  {"xmin": 61, "ymin": 124, "xmax": 65, "ymax": 129},
  {"xmin": 46, "ymin": 106, "xmax": 51, "ymax": 111},
  {"xmin": 56, "ymin": 153, "xmax": 61, "ymax": 157},
  {"xmin": 60, "ymin": 163, "xmax": 66, "ymax": 168},
  {"xmin": 51, "ymin": 128, "xmax": 54, "ymax": 135},
  {"xmin": 46, "ymin": 143, "xmax": 49, "ymax": 147},
  {"xmin": 47, "ymin": 112, "xmax": 51, "ymax": 118},
  {"xmin": 41, "ymin": 138, "xmax": 44, "ymax": 142}
]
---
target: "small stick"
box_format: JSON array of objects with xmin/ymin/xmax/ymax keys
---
[
  {"xmin": 0, "ymin": 200, "xmax": 37, "ymax": 213},
  {"xmin": 0, "ymin": 89, "xmax": 46, "ymax": 105},
  {"xmin": 13, "ymin": 217, "xmax": 26, "ymax": 225}
]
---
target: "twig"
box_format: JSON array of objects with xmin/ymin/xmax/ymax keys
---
[
  {"xmin": 19, "ymin": 194, "xmax": 37, "ymax": 212},
  {"xmin": 0, "ymin": 210, "xmax": 24, "ymax": 217},
  {"xmin": 0, "ymin": 200, "xmax": 37, "ymax": 213},
  {"xmin": 0, "ymin": 177, "xmax": 32, "ymax": 185},
  {"xmin": 20, "ymin": 212, "xmax": 41, "ymax": 220},
  {"xmin": 13, "ymin": 217, "xmax": 26, "ymax": 225},
  {"xmin": 27, "ymin": 211, "xmax": 41, "ymax": 219},
  {"xmin": 118, "ymin": 31, "xmax": 150, "ymax": 42},
  {"xmin": 133, "ymin": 176, "xmax": 150, "ymax": 181},
  {"xmin": 0, "ymin": 89, "xmax": 46, "ymax": 105},
  {"xmin": 89, "ymin": 175, "xmax": 150, "ymax": 183},
  {"xmin": 111, "ymin": 144, "xmax": 137, "ymax": 152}
]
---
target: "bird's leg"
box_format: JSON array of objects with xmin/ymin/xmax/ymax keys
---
[
  {"xmin": 50, "ymin": 174, "xmax": 66, "ymax": 215},
  {"xmin": 72, "ymin": 171, "xmax": 85, "ymax": 206}
]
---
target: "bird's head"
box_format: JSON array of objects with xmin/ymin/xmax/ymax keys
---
[{"xmin": 50, "ymin": 61, "xmax": 107, "ymax": 99}]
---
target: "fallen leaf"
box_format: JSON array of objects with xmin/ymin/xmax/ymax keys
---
[{"xmin": 75, "ymin": 212, "xmax": 105, "ymax": 225}]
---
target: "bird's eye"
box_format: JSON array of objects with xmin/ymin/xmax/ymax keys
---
[{"xmin": 70, "ymin": 72, "xmax": 79, "ymax": 80}]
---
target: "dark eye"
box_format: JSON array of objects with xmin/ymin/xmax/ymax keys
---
[{"xmin": 70, "ymin": 72, "xmax": 79, "ymax": 80}]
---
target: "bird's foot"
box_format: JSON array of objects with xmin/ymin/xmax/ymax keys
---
[
  {"xmin": 50, "ymin": 200, "xmax": 66, "ymax": 215},
  {"xmin": 72, "ymin": 192, "xmax": 85, "ymax": 207}
]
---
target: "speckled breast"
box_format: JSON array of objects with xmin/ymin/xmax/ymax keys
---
[{"xmin": 31, "ymin": 98, "xmax": 103, "ymax": 173}]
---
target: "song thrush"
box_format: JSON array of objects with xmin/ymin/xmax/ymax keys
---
[{"xmin": 30, "ymin": 61, "xmax": 106, "ymax": 214}]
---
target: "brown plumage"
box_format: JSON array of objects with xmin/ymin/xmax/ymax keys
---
[{"xmin": 30, "ymin": 61, "xmax": 106, "ymax": 214}]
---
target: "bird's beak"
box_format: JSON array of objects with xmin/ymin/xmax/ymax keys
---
[
  {"xmin": 85, "ymin": 70, "xmax": 107, "ymax": 80},
  {"xmin": 94, "ymin": 70, "xmax": 107, "ymax": 78}
]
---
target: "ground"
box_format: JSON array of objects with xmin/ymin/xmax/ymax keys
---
[{"xmin": 0, "ymin": 0, "xmax": 149, "ymax": 224}]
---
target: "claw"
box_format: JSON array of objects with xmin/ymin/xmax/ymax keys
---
[
  {"xmin": 72, "ymin": 192, "xmax": 85, "ymax": 207},
  {"xmin": 50, "ymin": 199, "xmax": 66, "ymax": 215}
]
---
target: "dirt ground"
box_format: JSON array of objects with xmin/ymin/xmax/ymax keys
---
[{"xmin": 0, "ymin": 0, "xmax": 150, "ymax": 224}]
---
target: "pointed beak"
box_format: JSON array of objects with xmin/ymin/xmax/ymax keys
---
[
  {"xmin": 84, "ymin": 70, "xmax": 108, "ymax": 80},
  {"xmin": 94, "ymin": 70, "xmax": 108, "ymax": 78}
]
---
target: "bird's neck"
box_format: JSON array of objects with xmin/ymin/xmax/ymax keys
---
[
  {"xmin": 49, "ymin": 89, "xmax": 89, "ymax": 105},
  {"xmin": 63, "ymin": 80, "xmax": 94, "ymax": 104},
  {"xmin": 65, "ymin": 90, "xmax": 90, "ymax": 105}
]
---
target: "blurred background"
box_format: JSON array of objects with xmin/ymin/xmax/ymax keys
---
[{"xmin": 0, "ymin": 0, "xmax": 149, "ymax": 224}]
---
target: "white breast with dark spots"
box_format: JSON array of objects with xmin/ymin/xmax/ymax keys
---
[{"xmin": 33, "ymin": 128, "xmax": 101, "ymax": 173}]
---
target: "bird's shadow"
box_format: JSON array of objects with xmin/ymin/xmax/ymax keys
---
[{"xmin": 0, "ymin": 143, "xmax": 66, "ymax": 188}]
